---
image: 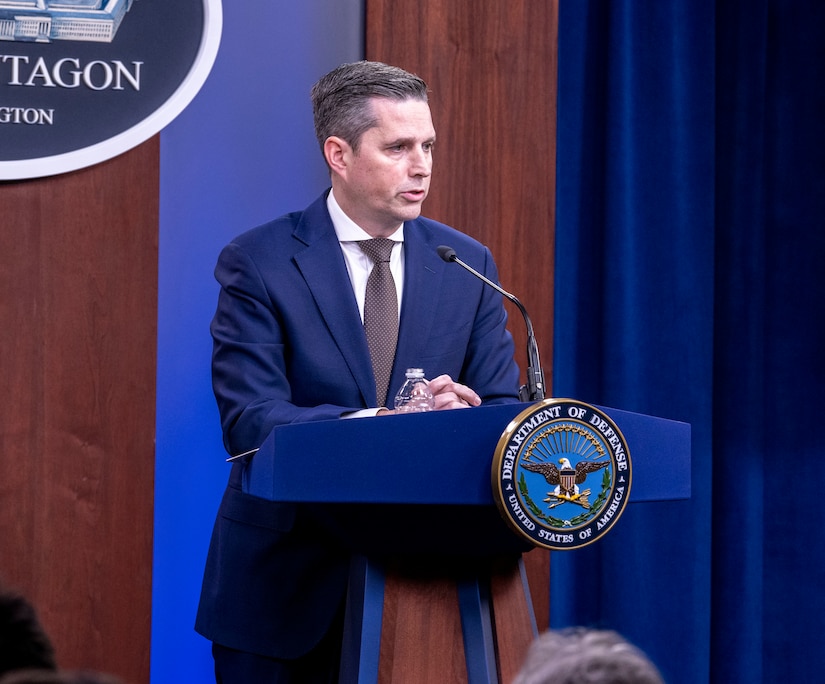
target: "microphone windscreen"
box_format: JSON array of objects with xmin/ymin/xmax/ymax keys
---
[{"xmin": 437, "ymin": 245, "xmax": 457, "ymax": 262}]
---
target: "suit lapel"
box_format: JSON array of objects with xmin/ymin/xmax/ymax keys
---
[
  {"xmin": 390, "ymin": 222, "xmax": 445, "ymax": 396},
  {"xmin": 292, "ymin": 196, "xmax": 376, "ymax": 405}
]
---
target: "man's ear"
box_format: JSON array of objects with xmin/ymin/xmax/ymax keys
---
[{"xmin": 324, "ymin": 136, "xmax": 350, "ymax": 176}]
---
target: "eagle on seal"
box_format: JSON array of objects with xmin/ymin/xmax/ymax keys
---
[{"xmin": 522, "ymin": 457, "xmax": 609, "ymax": 498}]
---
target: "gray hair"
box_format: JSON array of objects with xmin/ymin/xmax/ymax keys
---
[
  {"xmin": 513, "ymin": 628, "xmax": 665, "ymax": 684},
  {"xmin": 310, "ymin": 61, "xmax": 429, "ymax": 157}
]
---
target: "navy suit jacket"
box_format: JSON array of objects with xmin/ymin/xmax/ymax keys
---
[{"xmin": 195, "ymin": 191, "xmax": 520, "ymax": 658}]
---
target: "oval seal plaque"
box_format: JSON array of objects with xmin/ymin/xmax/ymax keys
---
[
  {"xmin": 492, "ymin": 398, "xmax": 632, "ymax": 551},
  {"xmin": 0, "ymin": 0, "xmax": 222, "ymax": 179}
]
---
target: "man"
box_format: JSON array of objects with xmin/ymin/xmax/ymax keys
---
[{"xmin": 195, "ymin": 61, "xmax": 521, "ymax": 683}]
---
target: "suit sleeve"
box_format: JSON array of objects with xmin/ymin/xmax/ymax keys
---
[{"xmin": 210, "ymin": 243, "xmax": 362, "ymax": 456}]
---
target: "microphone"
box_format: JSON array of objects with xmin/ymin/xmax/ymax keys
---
[{"xmin": 437, "ymin": 245, "xmax": 546, "ymax": 402}]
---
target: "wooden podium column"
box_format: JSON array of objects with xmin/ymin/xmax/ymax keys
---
[
  {"xmin": 379, "ymin": 571, "xmax": 469, "ymax": 682},
  {"xmin": 342, "ymin": 555, "xmax": 539, "ymax": 684}
]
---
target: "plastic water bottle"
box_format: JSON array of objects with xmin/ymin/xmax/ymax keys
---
[{"xmin": 393, "ymin": 368, "xmax": 435, "ymax": 413}]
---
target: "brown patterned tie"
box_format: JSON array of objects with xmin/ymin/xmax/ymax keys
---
[{"xmin": 358, "ymin": 239, "xmax": 399, "ymax": 406}]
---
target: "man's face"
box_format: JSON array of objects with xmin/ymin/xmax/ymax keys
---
[{"xmin": 332, "ymin": 97, "xmax": 435, "ymax": 237}]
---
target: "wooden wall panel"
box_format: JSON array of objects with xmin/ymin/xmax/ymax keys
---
[
  {"xmin": 367, "ymin": 1, "xmax": 558, "ymax": 642},
  {"xmin": 367, "ymin": 0, "xmax": 557, "ymax": 393},
  {"xmin": 0, "ymin": 139, "xmax": 158, "ymax": 683}
]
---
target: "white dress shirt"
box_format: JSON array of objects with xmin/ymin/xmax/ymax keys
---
[{"xmin": 326, "ymin": 189, "xmax": 404, "ymax": 323}]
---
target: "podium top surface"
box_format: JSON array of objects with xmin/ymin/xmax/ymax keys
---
[{"xmin": 243, "ymin": 402, "xmax": 690, "ymax": 506}]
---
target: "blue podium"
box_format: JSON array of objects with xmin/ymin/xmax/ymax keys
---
[{"xmin": 243, "ymin": 402, "xmax": 690, "ymax": 683}]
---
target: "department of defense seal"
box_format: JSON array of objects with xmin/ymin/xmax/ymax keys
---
[{"xmin": 492, "ymin": 398, "xmax": 632, "ymax": 551}]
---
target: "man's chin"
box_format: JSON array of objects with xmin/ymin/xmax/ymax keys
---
[{"xmin": 398, "ymin": 202, "xmax": 425, "ymax": 221}]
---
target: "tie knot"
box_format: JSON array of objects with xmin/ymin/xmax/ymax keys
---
[{"xmin": 358, "ymin": 238, "xmax": 395, "ymax": 263}]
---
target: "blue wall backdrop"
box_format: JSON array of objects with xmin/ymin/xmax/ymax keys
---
[{"xmin": 153, "ymin": 3, "xmax": 363, "ymax": 681}]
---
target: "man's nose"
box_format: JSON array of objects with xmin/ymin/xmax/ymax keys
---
[{"xmin": 409, "ymin": 148, "xmax": 432, "ymax": 176}]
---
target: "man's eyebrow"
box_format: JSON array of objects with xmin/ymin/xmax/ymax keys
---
[{"xmin": 386, "ymin": 135, "xmax": 436, "ymax": 146}]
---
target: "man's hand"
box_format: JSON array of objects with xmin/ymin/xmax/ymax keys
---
[
  {"xmin": 377, "ymin": 374, "xmax": 480, "ymax": 415},
  {"xmin": 427, "ymin": 374, "xmax": 481, "ymax": 410}
]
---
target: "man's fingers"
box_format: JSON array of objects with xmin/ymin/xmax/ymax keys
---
[{"xmin": 428, "ymin": 374, "xmax": 481, "ymax": 408}]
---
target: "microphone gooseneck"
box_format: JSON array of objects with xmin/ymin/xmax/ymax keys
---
[{"xmin": 437, "ymin": 245, "xmax": 546, "ymax": 402}]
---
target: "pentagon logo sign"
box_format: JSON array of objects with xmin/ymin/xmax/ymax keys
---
[
  {"xmin": 492, "ymin": 399, "xmax": 632, "ymax": 551},
  {"xmin": 0, "ymin": 0, "xmax": 222, "ymax": 179}
]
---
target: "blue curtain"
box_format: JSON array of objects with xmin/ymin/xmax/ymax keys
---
[{"xmin": 552, "ymin": 1, "xmax": 825, "ymax": 682}]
